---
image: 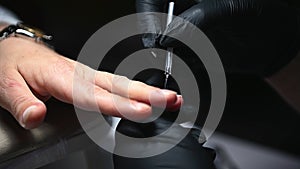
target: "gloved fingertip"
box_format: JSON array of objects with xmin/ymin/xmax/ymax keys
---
[
  {"xmin": 142, "ymin": 39, "xmax": 156, "ymax": 48},
  {"xmin": 159, "ymin": 35, "xmax": 170, "ymax": 48}
]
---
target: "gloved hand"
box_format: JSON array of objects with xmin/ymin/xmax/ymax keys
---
[
  {"xmin": 136, "ymin": 0, "xmax": 197, "ymax": 48},
  {"xmin": 113, "ymin": 121, "xmax": 216, "ymax": 169},
  {"xmin": 113, "ymin": 69, "xmax": 216, "ymax": 169},
  {"xmin": 136, "ymin": 0, "xmax": 300, "ymax": 76}
]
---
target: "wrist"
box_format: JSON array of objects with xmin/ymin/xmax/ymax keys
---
[{"xmin": 0, "ymin": 23, "xmax": 53, "ymax": 49}]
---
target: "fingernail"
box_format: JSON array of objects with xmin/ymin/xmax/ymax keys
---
[
  {"xmin": 21, "ymin": 105, "xmax": 37, "ymax": 128},
  {"xmin": 161, "ymin": 89, "xmax": 177, "ymax": 96},
  {"xmin": 150, "ymin": 89, "xmax": 175, "ymax": 100},
  {"xmin": 133, "ymin": 102, "xmax": 150, "ymax": 112},
  {"xmin": 176, "ymin": 95, "xmax": 183, "ymax": 105}
]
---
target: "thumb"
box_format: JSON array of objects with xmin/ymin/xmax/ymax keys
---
[{"xmin": 0, "ymin": 70, "xmax": 47, "ymax": 129}]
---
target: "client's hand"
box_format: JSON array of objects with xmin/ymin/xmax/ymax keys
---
[{"xmin": 0, "ymin": 36, "xmax": 182, "ymax": 129}]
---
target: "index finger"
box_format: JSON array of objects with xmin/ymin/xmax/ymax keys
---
[{"xmin": 95, "ymin": 71, "xmax": 181, "ymax": 109}]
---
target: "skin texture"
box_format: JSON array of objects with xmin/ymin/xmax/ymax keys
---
[{"xmin": 0, "ymin": 25, "xmax": 182, "ymax": 129}]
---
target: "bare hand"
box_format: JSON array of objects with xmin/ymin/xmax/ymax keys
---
[{"xmin": 0, "ymin": 37, "xmax": 182, "ymax": 129}]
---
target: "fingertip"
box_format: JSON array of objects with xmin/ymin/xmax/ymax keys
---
[
  {"xmin": 123, "ymin": 102, "xmax": 152, "ymax": 122},
  {"xmin": 148, "ymin": 89, "xmax": 179, "ymax": 109},
  {"xmin": 167, "ymin": 95, "xmax": 183, "ymax": 111},
  {"xmin": 21, "ymin": 102, "xmax": 47, "ymax": 129},
  {"xmin": 134, "ymin": 102, "xmax": 152, "ymax": 118},
  {"xmin": 161, "ymin": 89, "xmax": 178, "ymax": 105}
]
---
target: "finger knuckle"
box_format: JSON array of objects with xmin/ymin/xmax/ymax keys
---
[{"xmin": 52, "ymin": 58, "xmax": 75, "ymax": 75}]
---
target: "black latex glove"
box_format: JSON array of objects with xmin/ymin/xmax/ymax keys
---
[
  {"xmin": 136, "ymin": 0, "xmax": 300, "ymax": 76},
  {"xmin": 113, "ymin": 69, "xmax": 216, "ymax": 169},
  {"xmin": 113, "ymin": 121, "xmax": 216, "ymax": 169},
  {"xmin": 136, "ymin": 0, "xmax": 197, "ymax": 48}
]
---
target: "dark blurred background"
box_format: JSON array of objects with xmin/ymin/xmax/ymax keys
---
[
  {"xmin": 1, "ymin": 0, "xmax": 300, "ymax": 158},
  {"xmin": 1, "ymin": 0, "xmax": 137, "ymax": 60}
]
